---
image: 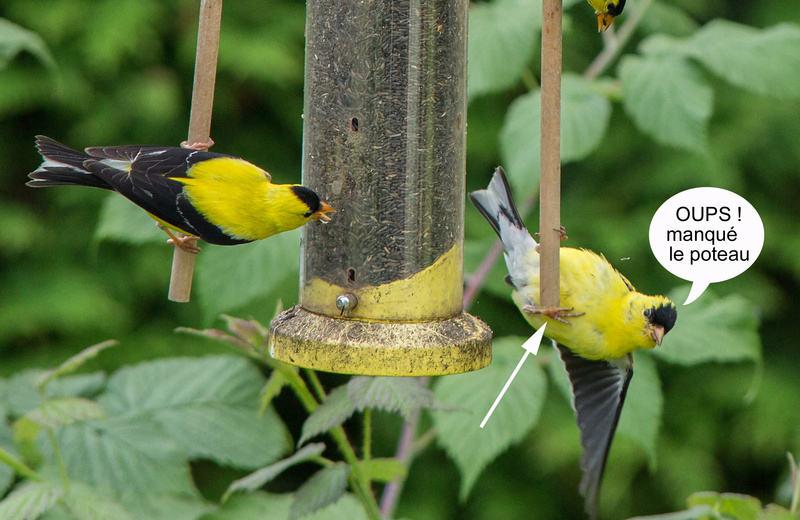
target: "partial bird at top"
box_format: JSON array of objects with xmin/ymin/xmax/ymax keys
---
[{"xmin": 587, "ymin": 0, "xmax": 627, "ymax": 31}]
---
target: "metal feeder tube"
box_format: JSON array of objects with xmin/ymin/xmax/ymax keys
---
[{"xmin": 270, "ymin": 0, "xmax": 492, "ymax": 375}]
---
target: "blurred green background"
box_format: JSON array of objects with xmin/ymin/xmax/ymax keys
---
[{"xmin": 1, "ymin": 0, "xmax": 799, "ymax": 518}]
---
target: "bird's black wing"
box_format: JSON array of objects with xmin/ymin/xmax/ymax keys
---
[
  {"xmin": 555, "ymin": 344, "xmax": 633, "ymax": 520},
  {"xmin": 82, "ymin": 146, "xmax": 247, "ymax": 244}
]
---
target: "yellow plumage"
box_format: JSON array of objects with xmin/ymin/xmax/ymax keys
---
[{"xmin": 585, "ymin": 0, "xmax": 626, "ymax": 31}]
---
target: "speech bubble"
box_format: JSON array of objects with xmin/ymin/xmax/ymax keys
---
[{"xmin": 649, "ymin": 187, "xmax": 764, "ymax": 305}]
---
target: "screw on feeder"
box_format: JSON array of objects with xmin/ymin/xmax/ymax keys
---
[{"xmin": 336, "ymin": 293, "xmax": 359, "ymax": 316}]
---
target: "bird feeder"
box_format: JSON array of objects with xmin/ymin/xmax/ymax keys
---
[{"xmin": 270, "ymin": 0, "xmax": 492, "ymax": 375}]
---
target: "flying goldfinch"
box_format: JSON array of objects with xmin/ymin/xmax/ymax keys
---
[
  {"xmin": 28, "ymin": 136, "xmax": 334, "ymax": 252},
  {"xmin": 587, "ymin": 0, "xmax": 626, "ymax": 31},
  {"xmin": 470, "ymin": 167, "xmax": 676, "ymax": 520}
]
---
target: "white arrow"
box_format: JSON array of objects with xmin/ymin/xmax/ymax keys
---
[{"xmin": 480, "ymin": 323, "xmax": 547, "ymax": 429}]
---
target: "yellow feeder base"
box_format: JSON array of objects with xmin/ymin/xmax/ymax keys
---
[{"xmin": 270, "ymin": 307, "xmax": 492, "ymax": 376}]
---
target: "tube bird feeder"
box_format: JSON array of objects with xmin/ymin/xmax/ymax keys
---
[{"xmin": 270, "ymin": 0, "xmax": 492, "ymax": 375}]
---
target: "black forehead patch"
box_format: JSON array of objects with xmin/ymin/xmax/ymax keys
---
[
  {"xmin": 607, "ymin": 0, "xmax": 625, "ymax": 16},
  {"xmin": 291, "ymin": 186, "xmax": 321, "ymax": 213},
  {"xmin": 652, "ymin": 303, "xmax": 677, "ymax": 334}
]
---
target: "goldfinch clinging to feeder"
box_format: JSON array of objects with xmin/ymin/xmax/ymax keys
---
[
  {"xmin": 469, "ymin": 167, "xmax": 676, "ymax": 520},
  {"xmin": 587, "ymin": 0, "xmax": 626, "ymax": 31},
  {"xmin": 28, "ymin": 136, "xmax": 334, "ymax": 252}
]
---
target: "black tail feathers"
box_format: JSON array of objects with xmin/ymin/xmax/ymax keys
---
[{"xmin": 28, "ymin": 136, "xmax": 112, "ymax": 189}]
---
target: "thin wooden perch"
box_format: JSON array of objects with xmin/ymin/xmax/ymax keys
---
[
  {"xmin": 168, "ymin": 0, "xmax": 223, "ymax": 302},
  {"xmin": 539, "ymin": 0, "xmax": 562, "ymax": 309}
]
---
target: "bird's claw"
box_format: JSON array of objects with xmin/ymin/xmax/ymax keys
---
[
  {"xmin": 157, "ymin": 223, "xmax": 202, "ymax": 254},
  {"xmin": 521, "ymin": 304, "xmax": 585, "ymax": 325},
  {"xmin": 180, "ymin": 137, "xmax": 215, "ymax": 151},
  {"xmin": 534, "ymin": 226, "xmax": 568, "ymax": 252}
]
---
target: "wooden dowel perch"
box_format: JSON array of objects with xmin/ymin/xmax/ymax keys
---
[
  {"xmin": 539, "ymin": 0, "xmax": 562, "ymax": 309},
  {"xmin": 168, "ymin": 0, "xmax": 223, "ymax": 302}
]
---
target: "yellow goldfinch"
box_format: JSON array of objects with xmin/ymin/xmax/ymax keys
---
[
  {"xmin": 587, "ymin": 0, "xmax": 626, "ymax": 31},
  {"xmin": 470, "ymin": 167, "xmax": 676, "ymax": 520},
  {"xmin": 28, "ymin": 136, "xmax": 334, "ymax": 252}
]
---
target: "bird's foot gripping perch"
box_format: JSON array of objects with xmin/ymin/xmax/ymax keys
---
[
  {"xmin": 522, "ymin": 304, "xmax": 585, "ymax": 325},
  {"xmin": 180, "ymin": 137, "xmax": 215, "ymax": 151},
  {"xmin": 534, "ymin": 226, "xmax": 568, "ymax": 252},
  {"xmin": 157, "ymin": 223, "xmax": 202, "ymax": 254}
]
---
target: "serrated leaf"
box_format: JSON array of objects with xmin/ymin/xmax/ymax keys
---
[
  {"xmin": 0, "ymin": 18, "xmax": 55, "ymax": 70},
  {"xmin": 62, "ymin": 483, "xmax": 134, "ymax": 520},
  {"xmin": 196, "ymin": 229, "xmax": 300, "ymax": 320},
  {"xmin": 299, "ymin": 386, "xmax": 350, "ymax": 446},
  {"xmin": 654, "ymin": 287, "xmax": 761, "ymax": 365},
  {"xmin": 346, "ymin": 377, "xmax": 445, "ymax": 422},
  {"xmin": 468, "ymin": 0, "xmax": 540, "ymax": 99},
  {"xmin": 619, "ymin": 54, "xmax": 712, "ymax": 152},
  {"xmin": 6, "ymin": 371, "xmax": 106, "ymax": 418},
  {"xmin": 0, "ymin": 481, "xmax": 61, "ymax": 520},
  {"xmin": 500, "ymin": 74, "xmax": 611, "ymax": 196},
  {"xmin": 685, "ymin": 21, "xmax": 800, "ymax": 100},
  {"xmin": 35, "ymin": 340, "xmax": 118, "ymax": 390},
  {"xmin": 360, "ymin": 458, "xmax": 407, "ymax": 483},
  {"xmin": 100, "ymin": 356, "xmax": 289, "ymax": 468},
  {"xmin": 224, "ymin": 443, "xmax": 326, "ymax": 500},
  {"xmin": 289, "ymin": 463, "xmax": 350, "ymax": 520},
  {"xmin": 432, "ymin": 336, "xmax": 547, "ymax": 499},
  {"xmin": 25, "ymin": 398, "xmax": 105, "ymax": 428}
]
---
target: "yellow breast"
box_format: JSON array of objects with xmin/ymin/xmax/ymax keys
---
[{"xmin": 177, "ymin": 157, "xmax": 311, "ymax": 241}]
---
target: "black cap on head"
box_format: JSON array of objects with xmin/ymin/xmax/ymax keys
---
[
  {"xmin": 607, "ymin": 0, "xmax": 626, "ymax": 16},
  {"xmin": 651, "ymin": 303, "xmax": 677, "ymax": 334},
  {"xmin": 291, "ymin": 185, "xmax": 322, "ymax": 215}
]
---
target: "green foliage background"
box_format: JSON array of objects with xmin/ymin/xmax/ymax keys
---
[{"xmin": 1, "ymin": 0, "xmax": 799, "ymax": 519}]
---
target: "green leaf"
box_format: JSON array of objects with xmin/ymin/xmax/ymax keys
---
[
  {"xmin": 0, "ymin": 481, "xmax": 61, "ymax": 520},
  {"xmin": 204, "ymin": 492, "xmax": 368, "ymax": 520},
  {"xmin": 360, "ymin": 458, "xmax": 407, "ymax": 483},
  {"xmin": 432, "ymin": 336, "xmax": 547, "ymax": 499},
  {"xmin": 259, "ymin": 370, "xmax": 288, "ymax": 416},
  {"xmin": 685, "ymin": 21, "xmax": 800, "ymax": 100},
  {"xmin": 196, "ymin": 229, "xmax": 300, "ymax": 321},
  {"xmin": 36, "ymin": 340, "xmax": 118, "ymax": 391},
  {"xmin": 121, "ymin": 494, "xmax": 213, "ymax": 520},
  {"xmin": 757, "ymin": 504, "xmax": 797, "ymax": 520},
  {"xmin": 299, "ymin": 386, "xmax": 350, "ymax": 446},
  {"xmin": 289, "ymin": 463, "xmax": 350, "ymax": 520},
  {"xmin": 25, "ymin": 397, "xmax": 105, "ymax": 428},
  {"xmin": 0, "ymin": 18, "xmax": 55, "ymax": 70},
  {"xmin": 619, "ymin": 54, "xmax": 712, "ymax": 152},
  {"xmin": 6, "ymin": 371, "xmax": 106, "ymax": 418},
  {"xmin": 654, "ymin": 287, "xmax": 761, "ymax": 365},
  {"xmin": 100, "ymin": 356, "xmax": 290, "ymax": 469},
  {"xmin": 627, "ymin": 505, "xmax": 716, "ymax": 520},
  {"xmin": 688, "ymin": 492, "xmax": 762, "ymax": 520},
  {"xmin": 500, "ymin": 74, "xmax": 612, "ymax": 196},
  {"xmin": 94, "ymin": 195, "xmax": 164, "ymax": 245},
  {"xmin": 224, "ymin": 443, "xmax": 326, "ymax": 500},
  {"xmin": 346, "ymin": 377, "xmax": 446, "ymax": 422},
  {"xmin": 467, "ymin": 0, "xmax": 540, "ymax": 99},
  {"xmin": 61, "ymin": 482, "xmax": 134, "ymax": 520}
]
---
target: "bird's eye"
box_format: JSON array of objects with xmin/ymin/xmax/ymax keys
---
[{"xmin": 644, "ymin": 308, "xmax": 653, "ymax": 319}]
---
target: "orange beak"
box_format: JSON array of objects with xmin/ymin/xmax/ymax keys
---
[
  {"xmin": 597, "ymin": 12, "xmax": 615, "ymax": 32},
  {"xmin": 312, "ymin": 201, "xmax": 335, "ymax": 223},
  {"xmin": 649, "ymin": 324, "xmax": 666, "ymax": 346}
]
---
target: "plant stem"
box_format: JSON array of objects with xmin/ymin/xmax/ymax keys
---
[
  {"xmin": 0, "ymin": 446, "xmax": 42, "ymax": 482},
  {"xmin": 363, "ymin": 408, "xmax": 372, "ymax": 464},
  {"xmin": 331, "ymin": 425, "xmax": 382, "ymax": 519},
  {"xmin": 304, "ymin": 368, "xmax": 328, "ymax": 403},
  {"xmin": 379, "ymin": 400, "xmax": 423, "ymax": 518}
]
